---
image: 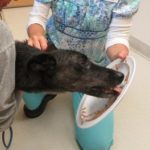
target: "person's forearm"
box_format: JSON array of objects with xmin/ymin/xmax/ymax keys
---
[{"xmin": 106, "ymin": 17, "xmax": 132, "ymax": 50}]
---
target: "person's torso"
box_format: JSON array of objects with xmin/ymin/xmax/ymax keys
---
[{"xmin": 46, "ymin": 0, "xmax": 117, "ymax": 64}]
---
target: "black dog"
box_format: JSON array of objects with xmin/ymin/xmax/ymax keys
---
[{"xmin": 15, "ymin": 41, "xmax": 124, "ymax": 98}]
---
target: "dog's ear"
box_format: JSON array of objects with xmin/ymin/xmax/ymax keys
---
[{"xmin": 28, "ymin": 53, "xmax": 56, "ymax": 74}]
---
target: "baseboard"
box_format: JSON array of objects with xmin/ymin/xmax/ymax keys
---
[{"xmin": 129, "ymin": 36, "xmax": 150, "ymax": 59}]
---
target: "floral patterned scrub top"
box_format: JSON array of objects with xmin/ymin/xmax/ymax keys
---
[{"xmin": 36, "ymin": 0, "xmax": 140, "ymax": 65}]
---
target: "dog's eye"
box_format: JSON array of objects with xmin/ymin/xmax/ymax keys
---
[
  {"xmin": 74, "ymin": 57, "xmax": 91, "ymax": 73},
  {"xmin": 73, "ymin": 54, "xmax": 91, "ymax": 73}
]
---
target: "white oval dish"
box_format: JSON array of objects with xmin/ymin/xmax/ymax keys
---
[{"xmin": 76, "ymin": 56, "xmax": 136, "ymax": 128}]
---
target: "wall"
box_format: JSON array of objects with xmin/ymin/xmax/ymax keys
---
[{"xmin": 130, "ymin": 0, "xmax": 150, "ymax": 57}]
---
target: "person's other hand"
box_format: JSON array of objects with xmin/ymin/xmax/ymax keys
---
[
  {"xmin": 106, "ymin": 44, "xmax": 129, "ymax": 61},
  {"xmin": 107, "ymin": 44, "xmax": 129, "ymax": 94}
]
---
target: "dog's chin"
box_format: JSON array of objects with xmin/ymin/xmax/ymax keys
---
[{"xmin": 87, "ymin": 86, "xmax": 120, "ymax": 98}]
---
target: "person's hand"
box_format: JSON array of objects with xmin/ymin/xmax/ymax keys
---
[
  {"xmin": 27, "ymin": 24, "xmax": 48, "ymax": 51},
  {"xmin": 28, "ymin": 35, "xmax": 48, "ymax": 51},
  {"xmin": 106, "ymin": 44, "xmax": 129, "ymax": 61}
]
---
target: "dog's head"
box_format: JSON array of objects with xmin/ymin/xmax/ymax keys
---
[{"xmin": 27, "ymin": 48, "xmax": 124, "ymax": 98}]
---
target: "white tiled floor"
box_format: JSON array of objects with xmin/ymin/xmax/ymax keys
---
[{"xmin": 1, "ymin": 7, "xmax": 150, "ymax": 150}]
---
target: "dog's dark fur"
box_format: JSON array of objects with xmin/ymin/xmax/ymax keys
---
[{"xmin": 15, "ymin": 41, "xmax": 124, "ymax": 98}]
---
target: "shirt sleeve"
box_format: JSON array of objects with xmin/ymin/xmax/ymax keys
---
[
  {"xmin": 105, "ymin": 0, "xmax": 141, "ymax": 50},
  {"xmin": 105, "ymin": 17, "xmax": 132, "ymax": 50},
  {"xmin": 112, "ymin": 0, "xmax": 140, "ymax": 18},
  {"xmin": 0, "ymin": 21, "xmax": 21, "ymax": 132},
  {"xmin": 27, "ymin": 1, "xmax": 52, "ymax": 30}
]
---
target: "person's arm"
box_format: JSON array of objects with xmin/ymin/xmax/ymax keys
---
[
  {"xmin": 106, "ymin": 0, "xmax": 140, "ymax": 61},
  {"xmin": 106, "ymin": 17, "xmax": 131, "ymax": 61},
  {"xmin": 27, "ymin": 1, "xmax": 51, "ymax": 50},
  {"xmin": 0, "ymin": 20, "xmax": 18, "ymax": 132}
]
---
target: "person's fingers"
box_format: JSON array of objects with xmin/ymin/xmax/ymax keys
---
[
  {"xmin": 27, "ymin": 35, "xmax": 48, "ymax": 51},
  {"xmin": 27, "ymin": 36, "xmax": 48, "ymax": 50},
  {"xmin": 27, "ymin": 38, "xmax": 33, "ymax": 47},
  {"xmin": 32, "ymin": 36, "xmax": 42, "ymax": 50},
  {"xmin": 39, "ymin": 36, "xmax": 48, "ymax": 51}
]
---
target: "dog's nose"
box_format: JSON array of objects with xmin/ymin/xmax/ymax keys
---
[
  {"xmin": 115, "ymin": 71, "xmax": 124, "ymax": 83},
  {"xmin": 116, "ymin": 71, "xmax": 124, "ymax": 78},
  {"xmin": 110, "ymin": 71, "xmax": 124, "ymax": 85}
]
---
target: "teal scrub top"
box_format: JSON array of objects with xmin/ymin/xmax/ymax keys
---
[{"xmin": 36, "ymin": 0, "xmax": 140, "ymax": 65}]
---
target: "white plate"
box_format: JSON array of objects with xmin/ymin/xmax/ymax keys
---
[{"xmin": 76, "ymin": 56, "xmax": 136, "ymax": 128}]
